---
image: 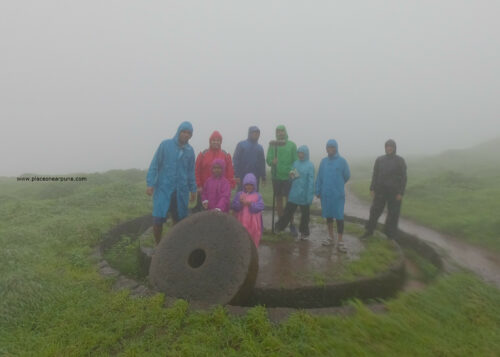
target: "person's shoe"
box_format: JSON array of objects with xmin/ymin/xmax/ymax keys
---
[
  {"xmin": 337, "ymin": 241, "xmax": 347, "ymax": 253},
  {"xmin": 322, "ymin": 238, "xmax": 335, "ymax": 246},
  {"xmin": 300, "ymin": 233, "xmax": 309, "ymax": 241},
  {"xmin": 289, "ymin": 224, "xmax": 299, "ymax": 238}
]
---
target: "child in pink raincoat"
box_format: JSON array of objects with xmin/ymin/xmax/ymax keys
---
[
  {"xmin": 231, "ymin": 173, "xmax": 265, "ymax": 247},
  {"xmin": 201, "ymin": 159, "xmax": 231, "ymax": 213}
]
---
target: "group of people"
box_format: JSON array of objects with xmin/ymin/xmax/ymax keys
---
[{"xmin": 146, "ymin": 121, "xmax": 407, "ymax": 252}]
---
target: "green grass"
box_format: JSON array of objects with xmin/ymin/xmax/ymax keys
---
[
  {"xmin": 104, "ymin": 235, "xmax": 142, "ymax": 278},
  {"xmin": 1, "ymin": 169, "xmax": 500, "ymax": 355},
  {"xmin": 349, "ymin": 138, "xmax": 500, "ymax": 253}
]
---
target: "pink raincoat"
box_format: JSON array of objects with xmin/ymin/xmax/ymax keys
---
[
  {"xmin": 201, "ymin": 159, "xmax": 231, "ymax": 212},
  {"xmin": 231, "ymin": 173, "xmax": 265, "ymax": 247}
]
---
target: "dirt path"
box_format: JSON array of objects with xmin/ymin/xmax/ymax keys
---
[{"xmin": 344, "ymin": 189, "xmax": 500, "ymax": 288}]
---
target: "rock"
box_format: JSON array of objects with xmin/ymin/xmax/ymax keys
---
[{"xmin": 149, "ymin": 211, "xmax": 258, "ymax": 306}]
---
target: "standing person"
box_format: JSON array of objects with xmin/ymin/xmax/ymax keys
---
[
  {"xmin": 231, "ymin": 173, "xmax": 265, "ymax": 248},
  {"xmin": 233, "ymin": 126, "xmax": 266, "ymax": 191},
  {"xmin": 201, "ymin": 159, "xmax": 231, "ymax": 213},
  {"xmin": 194, "ymin": 130, "xmax": 235, "ymax": 211},
  {"xmin": 362, "ymin": 139, "xmax": 407, "ymax": 239},
  {"xmin": 266, "ymin": 125, "xmax": 298, "ymax": 235},
  {"xmin": 146, "ymin": 121, "xmax": 197, "ymax": 245},
  {"xmin": 275, "ymin": 145, "xmax": 315, "ymax": 240},
  {"xmin": 315, "ymin": 139, "xmax": 351, "ymax": 252}
]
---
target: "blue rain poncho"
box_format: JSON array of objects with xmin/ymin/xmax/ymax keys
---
[
  {"xmin": 288, "ymin": 145, "xmax": 315, "ymax": 206},
  {"xmin": 315, "ymin": 139, "xmax": 351, "ymax": 219},
  {"xmin": 146, "ymin": 122, "xmax": 196, "ymax": 220},
  {"xmin": 233, "ymin": 126, "xmax": 266, "ymax": 182}
]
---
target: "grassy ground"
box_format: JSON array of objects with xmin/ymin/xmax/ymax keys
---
[
  {"xmin": 2, "ymin": 170, "xmax": 500, "ymax": 355},
  {"xmin": 349, "ymin": 138, "xmax": 500, "ymax": 253}
]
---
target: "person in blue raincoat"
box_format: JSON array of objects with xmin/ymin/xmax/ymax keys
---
[
  {"xmin": 315, "ymin": 139, "xmax": 351, "ymax": 252},
  {"xmin": 233, "ymin": 126, "xmax": 266, "ymax": 191},
  {"xmin": 275, "ymin": 145, "xmax": 315, "ymax": 239},
  {"xmin": 146, "ymin": 122, "xmax": 197, "ymax": 245}
]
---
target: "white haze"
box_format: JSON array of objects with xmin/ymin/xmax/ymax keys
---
[{"xmin": 1, "ymin": 1, "xmax": 499, "ymax": 176}]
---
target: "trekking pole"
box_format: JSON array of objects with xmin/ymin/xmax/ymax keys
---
[{"xmin": 269, "ymin": 140, "xmax": 286, "ymax": 234}]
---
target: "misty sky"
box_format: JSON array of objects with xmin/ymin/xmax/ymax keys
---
[{"xmin": 1, "ymin": 1, "xmax": 499, "ymax": 176}]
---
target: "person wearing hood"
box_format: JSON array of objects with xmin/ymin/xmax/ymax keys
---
[
  {"xmin": 194, "ymin": 130, "xmax": 235, "ymax": 211},
  {"xmin": 362, "ymin": 139, "xmax": 407, "ymax": 239},
  {"xmin": 233, "ymin": 126, "xmax": 266, "ymax": 191},
  {"xmin": 315, "ymin": 139, "xmax": 351, "ymax": 251},
  {"xmin": 146, "ymin": 122, "xmax": 197, "ymax": 245},
  {"xmin": 266, "ymin": 125, "xmax": 298, "ymax": 235},
  {"xmin": 201, "ymin": 159, "xmax": 231, "ymax": 213},
  {"xmin": 275, "ymin": 145, "xmax": 315, "ymax": 239},
  {"xmin": 231, "ymin": 173, "xmax": 265, "ymax": 248}
]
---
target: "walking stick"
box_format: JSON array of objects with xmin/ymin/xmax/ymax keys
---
[{"xmin": 269, "ymin": 140, "xmax": 286, "ymax": 234}]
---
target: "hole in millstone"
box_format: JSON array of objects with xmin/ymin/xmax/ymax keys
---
[{"xmin": 188, "ymin": 249, "xmax": 206, "ymax": 268}]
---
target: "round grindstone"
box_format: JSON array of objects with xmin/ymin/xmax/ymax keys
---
[{"xmin": 149, "ymin": 211, "xmax": 258, "ymax": 306}]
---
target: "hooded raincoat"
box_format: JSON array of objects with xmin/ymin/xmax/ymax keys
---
[
  {"xmin": 231, "ymin": 173, "xmax": 265, "ymax": 247},
  {"xmin": 370, "ymin": 139, "xmax": 407, "ymax": 195},
  {"xmin": 195, "ymin": 131, "xmax": 235, "ymax": 189},
  {"xmin": 233, "ymin": 126, "xmax": 266, "ymax": 186},
  {"xmin": 146, "ymin": 122, "xmax": 196, "ymax": 220},
  {"xmin": 266, "ymin": 125, "xmax": 298, "ymax": 180},
  {"xmin": 315, "ymin": 139, "xmax": 351, "ymax": 219},
  {"xmin": 288, "ymin": 145, "xmax": 315, "ymax": 206},
  {"xmin": 201, "ymin": 159, "xmax": 231, "ymax": 212}
]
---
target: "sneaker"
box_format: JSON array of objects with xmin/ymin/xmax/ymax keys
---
[
  {"xmin": 322, "ymin": 238, "xmax": 335, "ymax": 246},
  {"xmin": 289, "ymin": 224, "xmax": 298, "ymax": 238},
  {"xmin": 337, "ymin": 241, "xmax": 347, "ymax": 253},
  {"xmin": 300, "ymin": 234, "xmax": 309, "ymax": 241}
]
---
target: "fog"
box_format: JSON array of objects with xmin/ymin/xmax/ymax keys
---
[{"xmin": 1, "ymin": 1, "xmax": 499, "ymax": 176}]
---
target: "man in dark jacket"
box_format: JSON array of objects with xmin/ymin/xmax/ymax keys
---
[
  {"xmin": 233, "ymin": 126, "xmax": 266, "ymax": 191},
  {"xmin": 362, "ymin": 139, "xmax": 407, "ymax": 238}
]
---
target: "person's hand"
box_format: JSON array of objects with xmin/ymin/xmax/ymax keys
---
[
  {"xmin": 202, "ymin": 200, "xmax": 208, "ymax": 209},
  {"xmin": 396, "ymin": 194, "xmax": 403, "ymax": 201},
  {"xmin": 190, "ymin": 192, "xmax": 196, "ymax": 203},
  {"xmin": 370, "ymin": 190, "xmax": 375, "ymax": 198},
  {"xmin": 240, "ymin": 195, "xmax": 246, "ymax": 204},
  {"xmin": 261, "ymin": 178, "xmax": 266, "ymax": 186},
  {"xmin": 197, "ymin": 186, "xmax": 202, "ymax": 194},
  {"xmin": 146, "ymin": 187, "xmax": 154, "ymax": 196}
]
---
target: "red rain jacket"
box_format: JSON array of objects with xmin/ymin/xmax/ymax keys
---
[{"xmin": 195, "ymin": 131, "xmax": 236, "ymax": 189}]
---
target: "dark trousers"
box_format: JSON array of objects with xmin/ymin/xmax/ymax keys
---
[
  {"xmin": 365, "ymin": 191, "xmax": 402, "ymax": 237},
  {"xmin": 276, "ymin": 202, "xmax": 310, "ymax": 235}
]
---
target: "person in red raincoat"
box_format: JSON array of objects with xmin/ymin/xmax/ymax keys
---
[{"xmin": 194, "ymin": 131, "xmax": 235, "ymax": 211}]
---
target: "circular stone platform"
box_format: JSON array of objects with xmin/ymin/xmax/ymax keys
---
[{"xmin": 99, "ymin": 207, "xmax": 443, "ymax": 309}]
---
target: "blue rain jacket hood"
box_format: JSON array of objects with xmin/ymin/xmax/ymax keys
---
[
  {"xmin": 288, "ymin": 145, "xmax": 315, "ymax": 205},
  {"xmin": 326, "ymin": 139, "xmax": 339, "ymax": 159},
  {"xmin": 174, "ymin": 121, "xmax": 193, "ymax": 142},
  {"xmin": 315, "ymin": 139, "xmax": 351, "ymax": 219},
  {"xmin": 146, "ymin": 122, "xmax": 196, "ymax": 219},
  {"xmin": 247, "ymin": 126, "xmax": 260, "ymax": 142}
]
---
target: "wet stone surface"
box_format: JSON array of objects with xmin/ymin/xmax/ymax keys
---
[{"xmin": 259, "ymin": 210, "xmax": 365, "ymax": 288}]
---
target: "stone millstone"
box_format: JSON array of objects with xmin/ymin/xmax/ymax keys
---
[{"xmin": 149, "ymin": 211, "xmax": 258, "ymax": 306}]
